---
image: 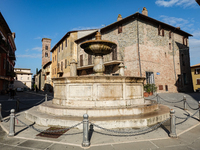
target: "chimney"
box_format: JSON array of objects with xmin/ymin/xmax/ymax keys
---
[
  {"xmin": 176, "ymin": 27, "xmax": 181, "ymax": 30},
  {"xmin": 142, "ymin": 7, "xmax": 148, "ymax": 16},
  {"xmin": 12, "ymin": 32, "xmax": 16, "ymax": 39},
  {"xmin": 117, "ymin": 14, "xmax": 122, "ymax": 21}
]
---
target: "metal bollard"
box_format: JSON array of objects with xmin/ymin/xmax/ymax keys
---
[
  {"xmin": 45, "ymin": 94, "xmax": 47, "ymax": 102},
  {"xmin": 8, "ymin": 109, "xmax": 15, "ymax": 137},
  {"xmin": 156, "ymin": 94, "xmax": 159, "ymax": 103},
  {"xmin": 199, "ymin": 101, "xmax": 200, "ymax": 122},
  {"xmin": 183, "ymin": 96, "xmax": 187, "ymax": 110},
  {"xmin": 169, "ymin": 109, "xmax": 177, "ymax": 138},
  {"xmin": 82, "ymin": 114, "xmax": 90, "ymax": 147},
  {"xmin": 16, "ymin": 98, "xmax": 19, "ymax": 112},
  {"xmin": 0, "ymin": 103, "xmax": 2, "ymax": 122}
]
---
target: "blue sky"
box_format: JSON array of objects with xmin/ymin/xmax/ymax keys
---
[{"xmin": 0, "ymin": 0, "xmax": 200, "ymax": 75}]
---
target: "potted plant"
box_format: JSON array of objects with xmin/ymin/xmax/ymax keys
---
[{"xmin": 144, "ymin": 83, "xmax": 157, "ymax": 97}]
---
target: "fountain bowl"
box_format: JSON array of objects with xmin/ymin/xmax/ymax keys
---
[{"xmin": 80, "ymin": 40, "xmax": 117, "ymax": 55}]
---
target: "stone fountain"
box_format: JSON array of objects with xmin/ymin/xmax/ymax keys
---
[{"xmin": 25, "ymin": 31, "xmax": 170, "ymax": 129}]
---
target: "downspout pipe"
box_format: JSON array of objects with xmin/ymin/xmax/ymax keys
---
[
  {"xmin": 137, "ymin": 15, "xmax": 142, "ymax": 77},
  {"xmin": 172, "ymin": 30, "xmax": 177, "ymax": 82}
]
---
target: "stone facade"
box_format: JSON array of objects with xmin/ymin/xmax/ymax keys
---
[
  {"xmin": 51, "ymin": 30, "xmax": 97, "ymax": 80},
  {"xmin": 76, "ymin": 12, "xmax": 193, "ymax": 93},
  {"xmin": 42, "ymin": 38, "xmax": 51, "ymax": 67},
  {"xmin": 14, "ymin": 68, "xmax": 32, "ymax": 89},
  {"xmin": 191, "ymin": 63, "xmax": 200, "ymax": 92}
]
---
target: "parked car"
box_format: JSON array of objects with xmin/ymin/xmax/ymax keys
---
[{"xmin": 16, "ymin": 87, "xmax": 24, "ymax": 92}]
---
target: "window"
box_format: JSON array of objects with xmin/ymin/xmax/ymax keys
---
[
  {"xmin": 195, "ymin": 68, "xmax": 200, "ymax": 74},
  {"xmin": 80, "ymin": 55, "xmax": 83, "ymax": 66},
  {"xmin": 165, "ymin": 85, "xmax": 168, "ymax": 91},
  {"xmin": 169, "ymin": 43, "xmax": 171, "ymax": 50},
  {"xmin": 21, "ymin": 77, "xmax": 23, "ymax": 80},
  {"xmin": 57, "ymin": 63, "xmax": 60, "ymax": 71},
  {"xmin": 61, "ymin": 62, "xmax": 63, "ymax": 71},
  {"xmin": 169, "ymin": 31, "xmax": 171, "ymax": 39},
  {"xmin": 183, "ymin": 73, "xmax": 188, "ymax": 85},
  {"xmin": 181, "ymin": 54, "xmax": 185, "ymax": 66},
  {"xmin": 112, "ymin": 47, "xmax": 117, "ymax": 60},
  {"xmin": 88, "ymin": 55, "xmax": 92, "ymax": 65},
  {"xmin": 159, "ymin": 85, "xmax": 163, "ymax": 90},
  {"xmin": 162, "ymin": 29, "xmax": 164, "ymax": 36},
  {"xmin": 3, "ymin": 59, "xmax": 6, "ymax": 69},
  {"xmin": 158, "ymin": 25, "xmax": 164, "ymax": 36},
  {"xmin": 53, "ymin": 57, "xmax": 54, "ymax": 62},
  {"xmin": 27, "ymin": 77, "xmax": 29, "ymax": 80},
  {"xmin": 65, "ymin": 59, "xmax": 67, "ymax": 68},
  {"xmin": 45, "ymin": 53, "xmax": 48, "ymax": 57},
  {"xmin": 62, "ymin": 43, "xmax": 63, "ymax": 50},
  {"xmin": 45, "ymin": 45, "xmax": 48, "ymax": 50},
  {"xmin": 146, "ymin": 72, "xmax": 154, "ymax": 84},
  {"xmin": 118, "ymin": 25, "xmax": 122, "ymax": 33},
  {"xmin": 55, "ymin": 55, "xmax": 56, "ymax": 61},
  {"xmin": 58, "ymin": 46, "xmax": 60, "ymax": 52},
  {"xmin": 183, "ymin": 37, "xmax": 187, "ymax": 46},
  {"xmin": 65, "ymin": 39, "xmax": 67, "ymax": 47},
  {"xmin": 197, "ymin": 79, "xmax": 200, "ymax": 85}
]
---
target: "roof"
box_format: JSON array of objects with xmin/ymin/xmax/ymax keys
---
[
  {"xmin": 191, "ymin": 63, "xmax": 200, "ymax": 68},
  {"xmin": 43, "ymin": 61, "xmax": 52, "ymax": 69},
  {"xmin": 15, "ymin": 71, "xmax": 33, "ymax": 75},
  {"xmin": 196, "ymin": 0, "xmax": 200, "ymax": 5},
  {"xmin": 0, "ymin": 12, "xmax": 12, "ymax": 34},
  {"xmin": 75, "ymin": 12, "xmax": 192, "ymax": 43},
  {"xmin": 50, "ymin": 29, "xmax": 97, "ymax": 52},
  {"xmin": 14, "ymin": 68, "xmax": 31, "ymax": 70}
]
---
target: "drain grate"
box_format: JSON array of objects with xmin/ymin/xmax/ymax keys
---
[{"xmin": 36, "ymin": 127, "xmax": 69, "ymax": 138}]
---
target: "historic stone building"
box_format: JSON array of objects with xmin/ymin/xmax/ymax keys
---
[
  {"xmin": 0, "ymin": 12, "xmax": 16, "ymax": 93},
  {"xmin": 50, "ymin": 29, "xmax": 97, "ymax": 80},
  {"xmin": 75, "ymin": 8, "xmax": 193, "ymax": 93},
  {"xmin": 191, "ymin": 63, "xmax": 200, "ymax": 92},
  {"xmin": 14, "ymin": 68, "xmax": 32, "ymax": 89}
]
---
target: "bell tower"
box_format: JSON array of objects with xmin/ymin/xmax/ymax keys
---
[{"xmin": 42, "ymin": 38, "xmax": 51, "ymax": 66}]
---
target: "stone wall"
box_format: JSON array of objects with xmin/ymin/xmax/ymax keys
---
[{"xmin": 77, "ymin": 17, "xmax": 193, "ymax": 93}]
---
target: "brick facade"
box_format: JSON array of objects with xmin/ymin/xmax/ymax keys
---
[{"xmin": 76, "ymin": 12, "xmax": 193, "ymax": 93}]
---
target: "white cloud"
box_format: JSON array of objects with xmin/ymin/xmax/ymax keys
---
[
  {"xmin": 71, "ymin": 26, "xmax": 101, "ymax": 31},
  {"xmin": 32, "ymin": 47, "xmax": 42, "ymax": 51},
  {"xmin": 159, "ymin": 15, "xmax": 193, "ymax": 30},
  {"xmin": 34, "ymin": 37, "xmax": 42, "ymax": 40},
  {"xmin": 192, "ymin": 30, "xmax": 200, "ymax": 38},
  {"xmin": 16, "ymin": 54, "xmax": 41, "ymax": 58},
  {"xmin": 155, "ymin": 0, "xmax": 196, "ymax": 8}
]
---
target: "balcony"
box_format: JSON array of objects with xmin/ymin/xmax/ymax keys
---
[
  {"xmin": 45, "ymin": 68, "xmax": 50, "ymax": 75},
  {"xmin": 6, "ymin": 70, "xmax": 16, "ymax": 77},
  {"xmin": 57, "ymin": 68, "xmax": 63, "ymax": 75},
  {"xmin": 9, "ymin": 52, "xmax": 16, "ymax": 60}
]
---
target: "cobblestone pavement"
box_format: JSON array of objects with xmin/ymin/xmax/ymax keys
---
[{"xmin": 0, "ymin": 92, "xmax": 200, "ymax": 150}]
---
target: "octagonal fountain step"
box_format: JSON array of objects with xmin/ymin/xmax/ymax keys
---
[
  {"xmin": 25, "ymin": 104, "xmax": 170, "ymax": 129},
  {"xmin": 38, "ymin": 100, "xmax": 158, "ymax": 117}
]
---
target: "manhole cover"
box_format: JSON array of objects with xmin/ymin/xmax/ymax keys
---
[{"xmin": 36, "ymin": 127, "xmax": 69, "ymax": 138}]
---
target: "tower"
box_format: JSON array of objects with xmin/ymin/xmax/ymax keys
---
[{"xmin": 42, "ymin": 38, "xmax": 51, "ymax": 67}]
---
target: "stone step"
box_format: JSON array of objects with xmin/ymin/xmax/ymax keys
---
[
  {"xmin": 38, "ymin": 101, "xmax": 158, "ymax": 117},
  {"xmin": 25, "ymin": 104, "xmax": 170, "ymax": 129}
]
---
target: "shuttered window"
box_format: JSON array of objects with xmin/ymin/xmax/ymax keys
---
[
  {"xmin": 112, "ymin": 47, "xmax": 117, "ymax": 60},
  {"xmin": 118, "ymin": 25, "xmax": 122, "ymax": 33},
  {"xmin": 88, "ymin": 54, "xmax": 92, "ymax": 65},
  {"xmin": 197, "ymin": 79, "xmax": 200, "ymax": 85},
  {"xmin": 61, "ymin": 62, "xmax": 63, "ymax": 71},
  {"xmin": 162, "ymin": 29, "xmax": 164, "ymax": 36},
  {"xmin": 65, "ymin": 59, "xmax": 67, "ymax": 68},
  {"xmin": 158, "ymin": 25, "xmax": 161, "ymax": 35},
  {"xmin": 169, "ymin": 31, "xmax": 171, "ymax": 39},
  {"xmin": 65, "ymin": 39, "xmax": 67, "ymax": 47},
  {"xmin": 80, "ymin": 55, "xmax": 83, "ymax": 66}
]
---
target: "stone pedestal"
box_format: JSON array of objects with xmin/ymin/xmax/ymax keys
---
[
  {"xmin": 70, "ymin": 59, "xmax": 77, "ymax": 76},
  {"xmin": 119, "ymin": 63, "xmax": 125, "ymax": 76}
]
